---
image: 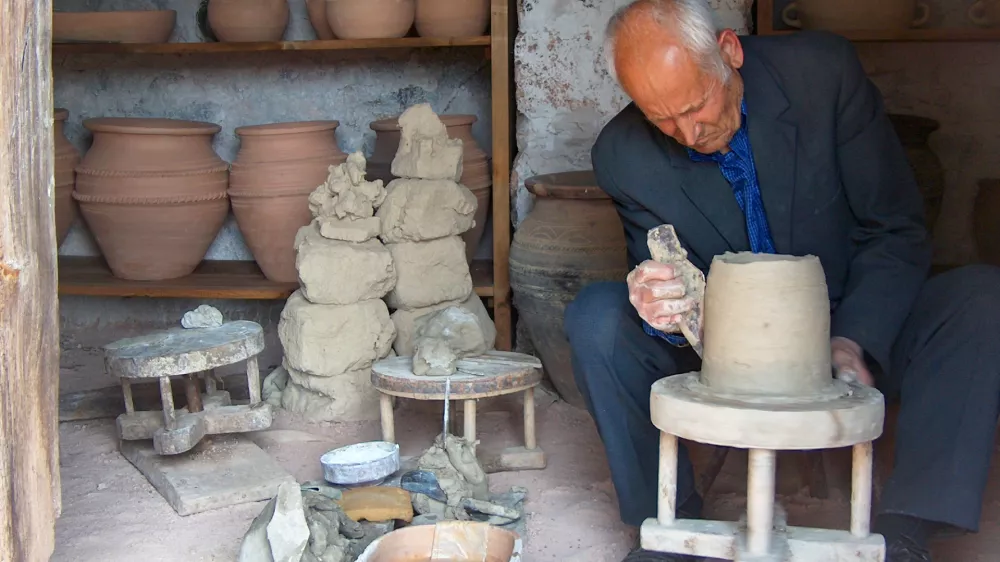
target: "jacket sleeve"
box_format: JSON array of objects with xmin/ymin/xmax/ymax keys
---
[{"xmin": 829, "ymin": 38, "xmax": 932, "ymax": 372}]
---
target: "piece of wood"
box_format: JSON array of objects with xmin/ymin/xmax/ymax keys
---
[
  {"xmin": 851, "ymin": 442, "xmax": 874, "ymax": 538},
  {"xmin": 658, "ymin": 433, "xmax": 679, "ymax": 525},
  {"xmin": 0, "ymin": 0, "xmax": 61, "ymax": 559},
  {"xmin": 490, "ymin": 0, "xmax": 513, "ymax": 351},
  {"xmin": 58, "ymin": 256, "xmax": 496, "ymax": 299},
  {"xmin": 53, "ymin": 36, "xmax": 491, "ymax": 55},
  {"xmin": 746, "ymin": 449, "xmax": 777, "ymax": 555}
]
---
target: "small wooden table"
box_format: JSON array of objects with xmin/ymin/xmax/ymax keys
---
[{"xmin": 370, "ymin": 351, "xmax": 547, "ymax": 473}]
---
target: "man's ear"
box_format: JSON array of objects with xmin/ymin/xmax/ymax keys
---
[{"xmin": 717, "ymin": 29, "xmax": 744, "ymax": 70}]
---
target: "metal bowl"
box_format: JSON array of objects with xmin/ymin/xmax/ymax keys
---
[{"xmin": 321, "ymin": 441, "xmax": 400, "ymax": 486}]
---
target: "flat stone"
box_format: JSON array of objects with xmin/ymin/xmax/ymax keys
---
[
  {"xmin": 338, "ymin": 486, "xmax": 414, "ymax": 523},
  {"xmin": 120, "ymin": 434, "xmax": 296, "ymax": 516}
]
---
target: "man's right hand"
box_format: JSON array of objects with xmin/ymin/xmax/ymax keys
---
[{"xmin": 627, "ymin": 260, "xmax": 696, "ymax": 332}]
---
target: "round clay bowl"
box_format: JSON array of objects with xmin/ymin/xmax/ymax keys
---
[
  {"xmin": 306, "ymin": 0, "xmax": 335, "ymax": 38},
  {"xmin": 54, "ymin": 108, "xmax": 81, "ymax": 245},
  {"xmin": 357, "ymin": 522, "xmax": 519, "ymax": 561},
  {"xmin": 52, "ymin": 10, "xmax": 177, "ymax": 43},
  {"xmin": 325, "ymin": 0, "xmax": 415, "ymax": 39},
  {"xmin": 233, "ymin": 121, "xmax": 344, "ymax": 164},
  {"xmin": 783, "ymin": 0, "xmax": 928, "ymax": 31},
  {"xmin": 208, "ymin": 0, "xmax": 290, "ymax": 42},
  {"xmin": 415, "ymin": 0, "xmax": 489, "ymax": 37}
]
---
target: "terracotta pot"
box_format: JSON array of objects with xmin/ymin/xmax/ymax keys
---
[
  {"xmin": 306, "ymin": 0, "xmax": 335, "ymax": 38},
  {"xmin": 509, "ymin": 171, "xmax": 628, "ymax": 408},
  {"xmin": 969, "ymin": 0, "xmax": 1000, "ymax": 27},
  {"xmin": 975, "ymin": 179, "xmax": 1000, "ymax": 267},
  {"xmin": 73, "ymin": 118, "xmax": 230, "ymax": 281},
  {"xmin": 54, "ymin": 108, "xmax": 81, "ymax": 246},
  {"xmin": 52, "ymin": 10, "xmax": 176, "ymax": 43},
  {"xmin": 415, "ymin": 0, "xmax": 489, "ymax": 37},
  {"xmin": 889, "ymin": 114, "xmax": 945, "ymax": 232},
  {"xmin": 782, "ymin": 0, "xmax": 930, "ymax": 31},
  {"xmin": 208, "ymin": 0, "xmax": 289, "ymax": 42},
  {"xmin": 229, "ymin": 121, "xmax": 348, "ymax": 282},
  {"xmin": 369, "ymin": 114, "xmax": 491, "ymax": 262},
  {"xmin": 325, "ymin": 0, "xmax": 415, "ymax": 39}
]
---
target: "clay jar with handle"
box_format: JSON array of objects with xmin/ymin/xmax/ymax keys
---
[
  {"xmin": 208, "ymin": 0, "xmax": 289, "ymax": 42},
  {"xmin": 414, "ymin": 0, "xmax": 489, "ymax": 37},
  {"xmin": 73, "ymin": 118, "xmax": 230, "ymax": 281},
  {"xmin": 782, "ymin": 0, "xmax": 930, "ymax": 30},
  {"xmin": 54, "ymin": 107, "xmax": 81, "ymax": 246},
  {"xmin": 369, "ymin": 114, "xmax": 491, "ymax": 262},
  {"xmin": 325, "ymin": 0, "xmax": 414, "ymax": 39},
  {"xmin": 974, "ymin": 179, "xmax": 1000, "ymax": 267},
  {"xmin": 969, "ymin": 0, "xmax": 1000, "ymax": 27},
  {"xmin": 229, "ymin": 121, "xmax": 348, "ymax": 283},
  {"xmin": 509, "ymin": 171, "xmax": 628, "ymax": 408}
]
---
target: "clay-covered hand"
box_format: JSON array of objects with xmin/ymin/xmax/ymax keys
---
[
  {"xmin": 627, "ymin": 260, "xmax": 695, "ymax": 332},
  {"xmin": 831, "ymin": 336, "xmax": 873, "ymax": 386}
]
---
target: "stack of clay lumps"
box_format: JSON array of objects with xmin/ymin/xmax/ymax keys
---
[
  {"xmin": 72, "ymin": 117, "xmax": 230, "ymax": 281},
  {"xmin": 377, "ymin": 103, "xmax": 497, "ymax": 363},
  {"xmin": 276, "ymin": 151, "xmax": 397, "ymax": 422},
  {"xmin": 228, "ymin": 121, "xmax": 348, "ymax": 283},
  {"xmin": 369, "ymin": 113, "xmax": 492, "ymax": 263}
]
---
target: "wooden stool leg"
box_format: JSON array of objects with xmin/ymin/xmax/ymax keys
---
[
  {"xmin": 524, "ymin": 388, "xmax": 536, "ymax": 450},
  {"xmin": 464, "ymin": 399, "xmax": 477, "ymax": 444},
  {"xmin": 204, "ymin": 369, "xmax": 217, "ymax": 393},
  {"xmin": 380, "ymin": 393, "xmax": 395, "ymax": 442},
  {"xmin": 658, "ymin": 432, "xmax": 678, "ymax": 525},
  {"xmin": 851, "ymin": 441, "xmax": 874, "ymax": 538},
  {"xmin": 747, "ymin": 448, "xmax": 777, "ymax": 556},
  {"xmin": 246, "ymin": 356, "xmax": 261, "ymax": 405},
  {"xmin": 121, "ymin": 378, "xmax": 135, "ymax": 413},
  {"xmin": 159, "ymin": 376, "xmax": 176, "ymax": 430}
]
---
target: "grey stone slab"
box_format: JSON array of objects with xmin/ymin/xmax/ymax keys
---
[{"xmin": 120, "ymin": 434, "xmax": 296, "ymax": 516}]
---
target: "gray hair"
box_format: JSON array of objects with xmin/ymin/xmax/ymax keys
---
[{"xmin": 604, "ymin": 0, "xmax": 731, "ymax": 84}]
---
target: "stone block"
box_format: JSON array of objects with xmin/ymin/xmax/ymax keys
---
[
  {"xmin": 316, "ymin": 216, "xmax": 382, "ymax": 242},
  {"xmin": 391, "ymin": 293, "xmax": 495, "ymax": 356},
  {"xmin": 390, "ymin": 103, "xmax": 463, "ymax": 182},
  {"xmin": 281, "ymin": 363, "xmax": 381, "ymax": 422},
  {"xmin": 384, "ymin": 236, "xmax": 472, "ymax": 310},
  {"xmin": 295, "ymin": 224, "xmax": 396, "ymax": 305},
  {"xmin": 377, "ymin": 178, "xmax": 477, "ymax": 243}
]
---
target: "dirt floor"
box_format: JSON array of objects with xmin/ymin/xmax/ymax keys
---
[{"xmin": 53, "ymin": 385, "xmax": 1000, "ymax": 561}]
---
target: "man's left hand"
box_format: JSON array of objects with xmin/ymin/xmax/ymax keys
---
[{"xmin": 831, "ymin": 336, "xmax": 873, "ymax": 386}]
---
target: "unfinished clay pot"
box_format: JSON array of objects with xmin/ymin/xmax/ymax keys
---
[
  {"xmin": 54, "ymin": 108, "xmax": 81, "ymax": 246},
  {"xmin": 415, "ymin": 0, "xmax": 489, "ymax": 37},
  {"xmin": 701, "ymin": 253, "xmax": 832, "ymax": 397},
  {"xmin": 974, "ymin": 179, "xmax": 1000, "ymax": 267},
  {"xmin": 207, "ymin": 0, "xmax": 289, "ymax": 42},
  {"xmin": 306, "ymin": 0, "xmax": 335, "ymax": 38},
  {"xmin": 229, "ymin": 121, "xmax": 348, "ymax": 282},
  {"xmin": 73, "ymin": 118, "xmax": 229, "ymax": 281},
  {"xmin": 782, "ymin": 0, "xmax": 930, "ymax": 30},
  {"xmin": 509, "ymin": 171, "xmax": 628, "ymax": 408},
  {"xmin": 325, "ymin": 0, "xmax": 415, "ymax": 39},
  {"xmin": 889, "ymin": 114, "xmax": 944, "ymax": 232}
]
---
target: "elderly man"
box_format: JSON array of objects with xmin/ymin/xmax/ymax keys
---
[{"xmin": 564, "ymin": 1, "xmax": 1000, "ymax": 561}]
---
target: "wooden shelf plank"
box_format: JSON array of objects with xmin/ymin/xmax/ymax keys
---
[
  {"xmin": 58, "ymin": 256, "xmax": 495, "ymax": 300},
  {"xmin": 53, "ymin": 36, "xmax": 491, "ymax": 55},
  {"xmin": 759, "ymin": 28, "xmax": 1000, "ymax": 42}
]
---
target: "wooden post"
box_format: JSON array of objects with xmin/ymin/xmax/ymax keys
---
[{"xmin": 0, "ymin": 0, "xmax": 60, "ymax": 559}]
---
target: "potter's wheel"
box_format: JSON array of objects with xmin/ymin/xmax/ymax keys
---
[{"xmin": 650, "ymin": 373, "xmax": 884, "ymax": 450}]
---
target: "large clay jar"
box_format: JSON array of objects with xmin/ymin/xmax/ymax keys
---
[
  {"xmin": 415, "ymin": 0, "xmax": 489, "ymax": 37},
  {"xmin": 229, "ymin": 121, "xmax": 348, "ymax": 283},
  {"xmin": 974, "ymin": 179, "xmax": 1000, "ymax": 267},
  {"xmin": 54, "ymin": 108, "xmax": 81, "ymax": 246},
  {"xmin": 782, "ymin": 0, "xmax": 930, "ymax": 31},
  {"xmin": 369, "ymin": 114, "xmax": 491, "ymax": 262},
  {"xmin": 73, "ymin": 118, "xmax": 230, "ymax": 281},
  {"xmin": 509, "ymin": 171, "xmax": 628, "ymax": 408},
  {"xmin": 325, "ymin": 0, "xmax": 414, "ymax": 39},
  {"xmin": 889, "ymin": 114, "xmax": 945, "ymax": 232},
  {"xmin": 306, "ymin": 0, "xmax": 335, "ymax": 38},
  {"xmin": 208, "ymin": 0, "xmax": 289, "ymax": 42}
]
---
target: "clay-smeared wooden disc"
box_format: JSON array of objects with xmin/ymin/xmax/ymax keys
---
[{"xmin": 371, "ymin": 351, "xmax": 543, "ymax": 400}]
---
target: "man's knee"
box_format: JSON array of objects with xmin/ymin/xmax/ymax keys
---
[
  {"xmin": 564, "ymin": 281, "xmax": 630, "ymax": 359},
  {"xmin": 930, "ymin": 264, "xmax": 1000, "ymax": 324}
]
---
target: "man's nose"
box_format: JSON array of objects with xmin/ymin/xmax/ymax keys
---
[{"xmin": 677, "ymin": 116, "xmax": 700, "ymax": 147}]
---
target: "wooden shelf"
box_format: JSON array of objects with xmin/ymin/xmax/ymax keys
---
[
  {"xmin": 759, "ymin": 28, "xmax": 1000, "ymax": 42},
  {"xmin": 58, "ymin": 256, "xmax": 495, "ymax": 300},
  {"xmin": 52, "ymin": 36, "xmax": 491, "ymax": 56}
]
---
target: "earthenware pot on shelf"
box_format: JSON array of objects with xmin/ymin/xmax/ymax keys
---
[
  {"xmin": 368, "ymin": 114, "xmax": 491, "ymax": 260},
  {"xmin": 73, "ymin": 117, "xmax": 230, "ymax": 281},
  {"xmin": 228, "ymin": 121, "xmax": 348, "ymax": 282},
  {"xmin": 969, "ymin": 0, "xmax": 1000, "ymax": 27},
  {"xmin": 207, "ymin": 0, "xmax": 289, "ymax": 42},
  {"xmin": 782, "ymin": 0, "xmax": 930, "ymax": 31},
  {"xmin": 306, "ymin": 0, "xmax": 335, "ymax": 38},
  {"xmin": 54, "ymin": 108, "xmax": 81, "ymax": 246},
  {"xmin": 414, "ymin": 0, "xmax": 489, "ymax": 37},
  {"xmin": 888, "ymin": 114, "xmax": 945, "ymax": 232},
  {"xmin": 975, "ymin": 179, "xmax": 1000, "ymax": 267},
  {"xmin": 325, "ymin": 0, "xmax": 415, "ymax": 39},
  {"xmin": 509, "ymin": 171, "xmax": 628, "ymax": 408},
  {"xmin": 52, "ymin": 10, "xmax": 177, "ymax": 43}
]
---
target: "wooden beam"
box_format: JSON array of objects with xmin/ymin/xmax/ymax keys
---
[
  {"xmin": 0, "ymin": 0, "xmax": 60, "ymax": 559},
  {"xmin": 53, "ymin": 36, "xmax": 491, "ymax": 56},
  {"xmin": 490, "ymin": 0, "xmax": 514, "ymax": 351}
]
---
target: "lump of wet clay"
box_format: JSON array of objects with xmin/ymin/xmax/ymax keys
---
[
  {"xmin": 376, "ymin": 178, "xmax": 477, "ymax": 243},
  {"xmin": 647, "ymin": 224, "xmax": 705, "ymax": 354},
  {"xmin": 384, "ymin": 236, "xmax": 472, "ymax": 310},
  {"xmin": 309, "ymin": 152, "xmax": 386, "ymax": 220},
  {"xmin": 390, "ymin": 103, "xmax": 463, "ymax": 182},
  {"xmin": 181, "ymin": 304, "xmax": 223, "ymax": 329},
  {"xmin": 315, "ymin": 216, "xmax": 381, "ymax": 243},
  {"xmin": 391, "ymin": 292, "xmax": 496, "ymax": 356},
  {"xmin": 278, "ymin": 291, "xmax": 396, "ymax": 377},
  {"xmin": 412, "ymin": 433, "xmax": 489, "ymax": 520},
  {"xmin": 295, "ymin": 224, "xmax": 396, "ymax": 305},
  {"xmin": 280, "ymin": 365, "xmax": 382, "ymax": 422},
  {"xmin": 412, "ymin": 306, "xmax": 490, "ymax": 376}
]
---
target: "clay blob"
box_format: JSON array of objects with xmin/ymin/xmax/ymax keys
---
[{"xmin": 647, "ymin": 224, "xmax": 706, "ymax": 355}]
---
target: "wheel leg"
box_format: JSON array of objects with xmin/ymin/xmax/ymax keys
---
[
  {"xmin": 246, "ymin": 356, "xmax": 261, "ymax": 405},
  {"xmin": 851, "ymin": 441, "xmax": 874, "ymax": 537},
  {"xmin": 746, "ymin": 448, "xmax": 777, "ymax": 555},
  {"xmin": 380, "ymin": 393, "xmax": 395, "ymax": 443},
  {"xmin": 524, "ymin": 387, "xmax": 537, "ymax": 450},
  {"xmin": 658, "ymin": 432, "xmax": 678, "ymax": 525},
  {"xmin": 159, "ymin": 376, "xmax": 176, "ymax": 429},
  {"xmin": 121, "ymin": 378, "xmax": 135, "ymax": 413},
  {"xmin": 464, "ymin": 399, "xmax": 477, "ymax": 445}
]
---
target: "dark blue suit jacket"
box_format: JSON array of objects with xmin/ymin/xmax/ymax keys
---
[{"xmin": 591, "ymin": 30, "xmax": 932, "ymax": 372}]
